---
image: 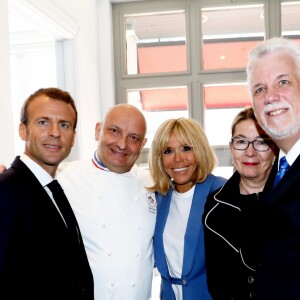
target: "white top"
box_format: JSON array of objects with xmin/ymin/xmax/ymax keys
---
[
  {"xmin": 163, "ymin": 186, "xmax": 195, "ymax": 300},
  {"xmin": 57, "ymin": 159, "xmax": 156, "ymax": 300}
]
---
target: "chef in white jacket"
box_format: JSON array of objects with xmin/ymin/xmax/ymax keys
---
[{"xmin": 57, "ymin": 104, "xmax": 156, "ymax": 300}]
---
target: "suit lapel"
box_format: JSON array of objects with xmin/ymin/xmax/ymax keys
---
[
  {"xmin": 11, "ymin": 156, "xmax": 28, "ymax": 172},
  {"xmin": 264, "ymin": 155, "xmax": 300, "ymax": 206},
  {"xmin": 10, "ymin": 157, "xmax": 67, "ymax": 226},
  {"xmin": 182, "ymin": 175, "xmax": 214, "ymax": 276},
  {"xmin": 11, "ymin": 157, "xmax": 49, "ymax": 196},
  {"xmin": 154, "ymin": 189, "xmax": 173, "ymax": 280}
]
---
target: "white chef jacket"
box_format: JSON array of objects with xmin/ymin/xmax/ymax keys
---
[{"xmin": 57, "ymin": 159, "xmax": 156, "ymax": 300}]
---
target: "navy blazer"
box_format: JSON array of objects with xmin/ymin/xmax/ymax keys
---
[
  {"xmin": 154, "ymin": 174, "xmax": 226, "ymax": 300},
  {"xmin": 253, "ymin": 154, "xmax": 300, "ymax": 300},
  {"xmin": 0, "ymin": 157, "xmax": 94, "ymax": 300}
]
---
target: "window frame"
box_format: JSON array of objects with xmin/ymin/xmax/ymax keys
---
[{"xmin": 112, "ymin": 0, "xmax": 295, "ymax": 167}]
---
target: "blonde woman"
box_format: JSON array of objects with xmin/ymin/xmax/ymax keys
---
[{"xmin": 148, "ymin": 117, "xmax": 226, "ymax": 300}]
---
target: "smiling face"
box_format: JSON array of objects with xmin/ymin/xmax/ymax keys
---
[
  {"xmin": 95, "ymin": 104, "xmax": 147, "ymax": 174},
  {"xmin": 19, "ymin": 95, "xmax": 76, "ymax": 177},
  {"xmin": 251, "ymin": 51, "xmax": 300, "ymax": 152},
  {"xmin": 162, "ymin": 133, "xmax": 197, "ymax": 193},
  {"xmin": 230, "ymin": 119, "xmax": 275, "ymax": 183}
]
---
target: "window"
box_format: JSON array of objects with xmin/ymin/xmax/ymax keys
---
[
  {"xmin": 204, "ymin": 83, "xmax": 250, "ymax": 146},
  {"xmin": 128, "ymin": 86, "xmax": 189, "ymax": 148},
  {"xmin": 201, "ymin": 5, "xmax": 264, "ymax": 70},
  {"xmin": 125, "ymin": 10, "xmax": 187, "ymax": 75},
  {"xmin": 113, "ymin": 0, "xmax": 298, "ymax": 171},
  {"xmin": 282, "ymin": 1, "xmax": 300, "ymax": 42}
]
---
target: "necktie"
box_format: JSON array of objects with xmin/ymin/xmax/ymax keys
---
[
  {"xmin": 273, "ymin": 156, "xmax": 290, "ymax": 187},
  {"xmin": 47, "ymin": 180, "xmax": 81, "ymax": 245}
]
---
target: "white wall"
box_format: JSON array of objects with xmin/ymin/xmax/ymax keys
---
[
  {"xmin": 0, "ymin": 0, "xmax": 116, "ymax": 165},
  {"xmin": 0, "ymin": 0, "xmax": 15, "ymax": 166},
  {"xmin": 51, "ymin": 0, "xmax": 116, "ymax": 160}
]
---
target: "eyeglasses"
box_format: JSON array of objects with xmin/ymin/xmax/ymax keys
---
[{"xmin": 231, "ymin": 137, "xmax": 272, "ymax": 152}]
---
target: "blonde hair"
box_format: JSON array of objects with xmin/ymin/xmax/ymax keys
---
[{"xmin": 147, "ymin": 118, "xmax": 217, "ymax": 195}]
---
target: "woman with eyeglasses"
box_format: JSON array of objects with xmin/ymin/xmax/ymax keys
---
[{"xmin": 202, "ymin": 106, "xmax": 278, "ymax": 300}]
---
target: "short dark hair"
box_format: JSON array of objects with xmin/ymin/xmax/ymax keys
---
[{"xmin": 20, "ymin": 87, "xmax": 78, "ymax": 129}]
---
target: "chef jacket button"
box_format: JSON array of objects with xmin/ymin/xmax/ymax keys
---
[
  {"xmin": 135, "ymin": 252, "xmax": 139, "ymax": 257},
  {"xmin": 110, "ymin": 282, "xmax": 115, "ymax": 287},
  {"xmin": 101, "ymin": 224, "xmax": 106, "ymax": 229},
  {"xmin": 107, "ymin": 252, "xmax": 112, "ymax": 256},
  {"xmin": 131, "ymin": 282, "xmax": 136, "ymax": 287},
  {"xmin": 248, "ymin": 276, "xmax": 254, "ymax": 284},
  {"xmin": 182, "ymin": 279, "xmax": 187, "ymax": 285}
]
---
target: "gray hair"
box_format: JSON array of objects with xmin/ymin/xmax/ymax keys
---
[{"xmin": 246, "ymin": 37, "xmax": 300, "ymax": 92}]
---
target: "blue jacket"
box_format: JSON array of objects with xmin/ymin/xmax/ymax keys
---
[{"xmin": 154, "ymin": 174, "xmax": 226, "ymax": 300}]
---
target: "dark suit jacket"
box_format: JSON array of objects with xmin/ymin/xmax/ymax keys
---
[
  {"xmin": 203, "ymin": 170, "xmax": 270, "ymax": 300},
  {"xmin": 0, "ymin": 157, "xmax": 94, "ymax": 300},
  {"xmin": 253, "ymin": 155, "xmax": 300, "ymax": 300},
  {"xmin": 154, "ymin": 174, "xmax": 226, "ymax": 300}
]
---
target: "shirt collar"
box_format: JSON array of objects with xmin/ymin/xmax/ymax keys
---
[
  {"xmin": 20, "ymin": 154, "xmax": 53, "ymax": 187},
  {"xmin": 279, "ymin": 138, "xmax": 300, "ymax": 167},
  {"xmin": 92, "ymin": 150, "xmax": 110, "ymax": 171},
  {"xmin": 91, "ymin": 150, "xmax": 138, "ymax": 176}
]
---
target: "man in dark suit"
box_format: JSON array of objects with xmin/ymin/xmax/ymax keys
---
[
  {"xmin": 0, "ymin": 88, "xmax": 94, "ymax": 299},
  {"xmin": 247, "ymin": 37, "xmax": 300, "ymax": 299}
]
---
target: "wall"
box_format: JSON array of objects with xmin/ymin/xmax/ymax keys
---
[
  {"xmin": 51, "ymin": 0, "xmax": 116, "ymax": 160},
  {"xmin": 0, "ymin": 0, "xmax": 15, "ymax": 166},
  {"xmin": 0, "ymin": 0, "xmax": 116, "ymax": 165}
]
